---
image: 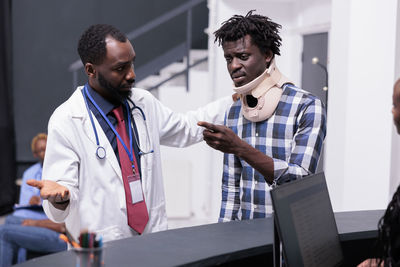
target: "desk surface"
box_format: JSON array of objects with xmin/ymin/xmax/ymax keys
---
[{"xmin": 16, "ymin": 210, "xmax": 384, "ymax": 267}]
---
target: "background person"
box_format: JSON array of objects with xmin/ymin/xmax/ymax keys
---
[{"xmin": 0, "ymin": 133, "xmax": 66, "ymax": 267}]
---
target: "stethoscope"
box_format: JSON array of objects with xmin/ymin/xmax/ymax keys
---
[{"xmin": 82, "ymin": 84, "xmax": 154, "ymax": 160}]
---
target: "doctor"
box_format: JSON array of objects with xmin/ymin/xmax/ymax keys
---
[{"xmin": 27, "ymin": 24, "xmax": 231, "ymax": 242}]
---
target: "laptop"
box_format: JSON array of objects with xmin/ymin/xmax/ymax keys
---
[{"xmin": 270, "ymin": 172, "xmax": 344, "ymax": 267}]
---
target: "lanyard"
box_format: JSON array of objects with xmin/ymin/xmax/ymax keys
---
[{"xmin": 84, "ymin": 84, "xmax": 136, "ymax": 169}]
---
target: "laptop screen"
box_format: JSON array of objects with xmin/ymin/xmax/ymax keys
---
[{"xmin": 270, "ymin": 172, "xmax": 344, "ymax": 267}]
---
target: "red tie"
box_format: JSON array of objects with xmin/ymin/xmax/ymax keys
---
[{"xmin": 112, "ymin": 106, "xmax": 149, "ymax": 234}]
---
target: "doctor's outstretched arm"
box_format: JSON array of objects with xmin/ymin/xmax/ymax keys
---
[{"xmin": 27, "ymin": 179, "xmax": 70, "ymax": 210}]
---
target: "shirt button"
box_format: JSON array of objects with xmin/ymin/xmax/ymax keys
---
[
  {"xmin": 254, "ymin": 205, "xmax": 258, "ymax": 209},
  {"xmin": 255, "ymin": 180, "xmax": 258, "ymax": 185},
  {"xmin": 256, "ymin": 132, "xmax": 259, "ymax": 137}
]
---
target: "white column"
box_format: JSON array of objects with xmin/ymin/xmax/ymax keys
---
[
  {"xmin": 389, "ymin": 1, "xmax": 400, "ymax": 198},
  {"xmin": 325, "ymin": 0, "xmax": 398, "ymax": 211}
]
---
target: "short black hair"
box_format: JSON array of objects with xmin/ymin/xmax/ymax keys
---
[
  {"xmin": 77, "ymin": 24, "xmax": 127, "ymax": 65},
  {"xmin": 214, "ymin": 10, "xmax": 282, "ymax": 56}
]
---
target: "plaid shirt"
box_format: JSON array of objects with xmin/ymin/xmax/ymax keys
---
[{"xmin": 219, "ymin": 84, "xmax": 326, "ymax": 222}]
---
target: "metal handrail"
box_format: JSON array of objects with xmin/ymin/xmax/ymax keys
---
[
  {"xmin": 147, "ymin": 56, "xmax": 207, "ymax": 91},
  {"xmin": 68, "ymin": 0, "xmax": 206, "ymax": 92}
]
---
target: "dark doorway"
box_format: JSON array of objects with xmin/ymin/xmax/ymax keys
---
[{"xmin": 301, "ymin": 32, "xmax": 328, "ymax": 173}]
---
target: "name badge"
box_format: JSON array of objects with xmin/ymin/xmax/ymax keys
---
[{"xmin": 127, "ymin": 174, "xmax": 144, "ymax": 204}]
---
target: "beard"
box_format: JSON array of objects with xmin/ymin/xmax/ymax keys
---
[{"xmin": 98, "ymin": 72, "xmax": 132, "ymax": 104}]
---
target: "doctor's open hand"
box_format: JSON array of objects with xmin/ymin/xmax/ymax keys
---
[
  {"xmin": 198, "ymin": 121, "xmax": 247, "ymax": 155},
  {"xmin": 26, "ymin": 179, "xmax": 70, "ymax": 210}
]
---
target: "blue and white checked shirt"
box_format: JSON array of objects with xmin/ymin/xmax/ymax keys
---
[{"xmin": 219, "ymin": 84, "xmax": 326, "ymax": 222}]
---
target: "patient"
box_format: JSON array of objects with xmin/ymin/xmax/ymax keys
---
[
  {"xmin": 0, "ymin": 133, "xmax": 67, "ymax": 267},
  {"xmin": 358, "ymin": 78, "xmax": 400, "ymax": 267}
]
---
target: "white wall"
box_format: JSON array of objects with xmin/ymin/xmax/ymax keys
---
[
  {"xmin": 325, "ymin": 0, "xmax": 398, "ymax": 211},
  {"xmin": 390, "ymin": 1, "xmax": 400, "ymax": 198},
  {"xmin": 158, "ymin": 67, "xmax": 224, "ymax": 227}
]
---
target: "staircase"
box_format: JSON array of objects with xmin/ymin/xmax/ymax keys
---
[
  {"xmin": 137, "ymin": 49, "xmax": 220, "ymax": 229},
  {"xmin": 136, "ymin": 49, "xmax": 208, "ymax": 92}
]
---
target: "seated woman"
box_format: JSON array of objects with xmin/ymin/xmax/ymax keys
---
[{"xmin": 0, "ymin": 133, "xmax": 67, "ymax": 267}]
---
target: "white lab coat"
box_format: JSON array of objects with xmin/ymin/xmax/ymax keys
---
[{"xmin": 42, "ymin": 87, "xmax": 232, "ymax": 242}]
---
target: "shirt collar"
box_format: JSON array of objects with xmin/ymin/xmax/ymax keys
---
[{"xmin": 87, "ymin": 84, "xmax": 116, "ymax": 115}]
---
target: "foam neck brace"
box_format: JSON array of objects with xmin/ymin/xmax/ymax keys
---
[{"xmin": 233, "ymin": 59, "xmax": 292, "ymax": 122}]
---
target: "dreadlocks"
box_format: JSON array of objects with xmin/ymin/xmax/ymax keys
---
[
  {"xmin": 214, "ymin": 10, "xmax": 282, "ymax": 56},
  {"xmin": 377, "ymin": 185, "xmax": 400, "ymax": 266}
]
